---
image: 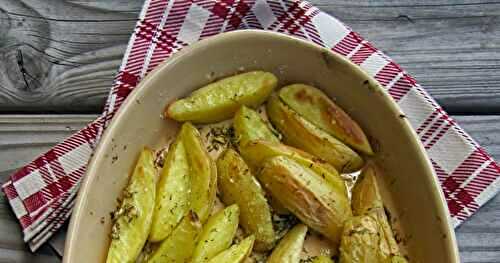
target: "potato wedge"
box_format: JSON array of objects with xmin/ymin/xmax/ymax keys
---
[
  {"xmin": 351, "ymin": 163, "xmax": 384, "ymax": 216},
  {"xmin": 207, "ymin": 235, "xmax": 255, "ymax": 263},
  {"xmin": 106, "ymin": 148, "xmax": 156, "ymax": 263},
  {"xmin": 312, "ymin": 255, "xmax": 335, "ymax": 263},
  {"xmin": 192, "ymin": 204, "xmax": 240, "ymax": 263},
  {"xmin": 166, "ymin": 71, "xmax": 278, "ymax": 123},
  {"xmin": 267, "ymin": 224, "xmax": 308, "ymax": 263},
  {"xmin": 182, "ymin": 122, "xmax": 217, "ymax": 223},
  {"xmin": 149, "ymin": 130, "xmax": 190, "ymax": 242},
  {"xmin": 349, "ymin": 164, "xmax": 404, "ymax": 261},
  {"xmin": 339, "ymin": 214, "xmax": 379, "ymax": 263},
  {"xmin": 233, "ymin": 105, "xmax": 280, "ymax": 146},
  {"xmin": 217, "ymin": 149, "xmax": 276, "ymax": 251},
  {"xmin": 240, "ymin": 140, "xmax": 347, "ymax": 197},
  {"xmin": 339, "ymin": 212, "xmax": 407, "ymax": 263},
  {"xmin": 147, "ymin": 211, "xmax": 202, "ymax": 263},
  {"xmin": 266, "ymin": 94, "xmax": 363, "ymax": 173},
  {"xmin": 258, "ymin": 156, "xmax": 352, "ymax": 246},
  {"xmin": 279, "ymin": 84, "xmax": 373, "ymax": 155}
]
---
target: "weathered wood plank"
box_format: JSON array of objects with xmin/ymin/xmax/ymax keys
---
[
  {"xmin": 0, "ymin": 114, "xmax": 498, "ymax": 262},
  {"xmin": 0, "ymin": 0, "xmax": 499, "ymax": 113},
  {"xmin": 316, "ymin": 0, "xmax": 500, "ymax": 114},
  {"xmin": 0, "ymin": 115, "xmax": 94, "ymax": 263},
  {"xmin": 0, "ymin": 248, "xmax": 59, "ymax": 263}
]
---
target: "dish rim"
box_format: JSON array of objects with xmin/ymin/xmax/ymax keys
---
[{"xmin": 63, "ymin": 29, "xmax": 459, "ymax": 262}]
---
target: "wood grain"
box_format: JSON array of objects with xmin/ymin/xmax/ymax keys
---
[
  {"xmin": 0, "ymin": 115, "xmax": 94, "ymax": 263},
  {"xmin": 0, "ymin": 0, "xmax": 499, "ymax": 262},
  {"xmin": 0, "ymin": 0, "xmax": 499, "ymax": 114},
  {"xmin": 0, "ymin": 114, "xmax": 498, "ymax": 262},
  {"xmin": 316, "ymin": 0, "xmax": 500, "ymax": 114}
]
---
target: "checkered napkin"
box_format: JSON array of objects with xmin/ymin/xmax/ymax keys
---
[{"xmin": 3, "ymin": 0, "xmax": 499, "ymax": 252}]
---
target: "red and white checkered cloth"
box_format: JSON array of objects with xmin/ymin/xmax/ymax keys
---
[{"xmin": 2, "ymin": 0, "xmax": 499, "ymax": 252}]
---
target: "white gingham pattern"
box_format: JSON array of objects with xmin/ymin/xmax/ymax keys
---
[{"xmin": 2, "ymin": 0, "xmax": 499, "ymax": 251}]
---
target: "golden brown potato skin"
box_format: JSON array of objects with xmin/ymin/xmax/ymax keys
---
[
  {"xmin": 239, "ymin": 140, "xmax": 347, "ymax": 197},
  {"xmin": 267, "ymin": 224, "xmax": 308, "ymax": 263},
  {"xmin": 351, "ymin": 163, "xmax": 384, "ymax": 216},
  {"xmin": 258, "ymin": 156, "xmax": 352, "ymax": 246},
  {"xmin": 279, "ymin": 84, "xmax": 373, "ymax": 155},
  {"xmin": 266, "ymin": 94, "xmax": 363, "ymax": 173},
  {"xmin": 166, "ymin": 71, "xmax": 277, "ymax": 123},
  {"xmin": 217, "ymin": 149, "xmax": 276, "ymax": 251}
]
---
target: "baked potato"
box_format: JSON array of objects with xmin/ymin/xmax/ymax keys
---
[
  {"xmin": 344, "ymin": 164, "xmax": 406, "ymax": 263},
  {"xmin": 351, "ymin": 163, "xmax": 384, "ymax": 216},
  {"xmin": 166, "ymin": 71, "xmax": 277, "ymax": 123},
  {"xmin": 312, "ymin": 255, "xmax": 335, "ymax": 263},
  {"xmin": 258, "ymin": 156, "xmax": 352, "ymax": 246},
  {"xmin": 149, "ymin": 128, "xmax": 191, "ymax": 242},
  {"xmin": 267, "ymin": 224, "xmax": 308, "ymax": 263},
  {"xmin": 217, "ymin": 149, "xmax": 276, "ymax": 251},
  {"xmin": 339, "ymin": 211, "xmax": 407, "ymax": 263},
  {"xmin": 239, "ymin": 140, "xmax": 347, "ymax": 196},
  {"xmin": 266, "ymin": 94, "xmax": 363, "ymax": 173},
  {"xmin": 233, "ymin": 105, "xmax": 279, "ymax": 147},
  {"xmin": 106, "ymin": 148, "xmax": 156, "ymax": 263},
  {"xmin": 182, "ymin": 122, "xmax": 218, "ymax": 223},
  {"xmin": 147, "ymin": 211, "xmax": 202, "ymax": 263},
  {"xmin": 207, "ymin": 235, "xmax": 255, "ymax": 263},
  {"xmin": 279, "ymin": 84, "xmax": 372, "ymax": 155},
  {"xmin": 191, "ymin": 204, "xmax": 240, "ymax": 263}
]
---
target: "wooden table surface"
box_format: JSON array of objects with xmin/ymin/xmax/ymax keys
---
[{"xmin": 0, "ymin": 0, "xmax": 499, "ymax": 262}]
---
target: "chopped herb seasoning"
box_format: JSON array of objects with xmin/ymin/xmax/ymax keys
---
[
  {"xmin": 206, "ymin": 126, "xmax": 238, "ymax": 152},
  {"xmin": 154, "ymin": 147, "xmax": 168, "ymax": 168},
  {"xmin": 273, "ymin": 213, "xmax": 299, "ymax": 239}
]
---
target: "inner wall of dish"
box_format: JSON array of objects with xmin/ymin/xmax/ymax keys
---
[{"xmin": 72, "ymin": 33, "xmax": 453, "ymax": 262}]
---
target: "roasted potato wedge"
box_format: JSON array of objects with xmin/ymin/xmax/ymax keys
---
[
  {"xmin": 267, "ymin": 224, "xmax": 308, "ymax": 263},
  {"xmin": 279, "ymin": 84, "xmax": 373, "ymax": 155},
  {"xmin": 233, "ymin": 105, "xmax": 280, "ymax": 146},
  {"xmin": 191, "ymin": 204, "xmax": 240, "ymax": 263},
  {"xmin": 182, "ymin": 122, "xmax": 218, "ymax": 223},
  {"xmin": 312, "ymin": 255, "xmax": 335, "ymax": 263},
  {"xmin": 240, "ymin": 140, "xmax": 347, "ymax": 197},
  {"xmin": 339, "ymin": 214, "xmax": 380, "ymax": 263},
  {"xmin": 266, "ymin": 94, "xmax": 363, "ymax": 173},
  {"xmin": 207, "ymin": 235, "xmax": 255, "ymax": 263},
  {"xmin": 258, "ymin": 156, "xmax": 352, "ymax": 246},
  {"xmin": 147, "ymin": 211, "xmax": 202, "ymax": 263},
  {"xmin": 217, "ymin": 149, "xmax": 276, "ymax": 251},
  {"xmin": 166, "ymin": 71, "xmax": 278, "ymax": 123},
  {"xmin": 348, "ymin": 164, "xmax": 405, "ymax": 262},
  {"xmin": 339, "ymin": 211, "xmax": 407, "ymax": 263},
  {"xmin": 106, "ymin": 148, "xmax": 156, "ymax": 263},
  {"xmin": 351, "ymin": 163, "xmax": 384, "ymax": 216},
  {"xmin": 149, "ymin": 130, "xmax": 191, "ymax": 242}
]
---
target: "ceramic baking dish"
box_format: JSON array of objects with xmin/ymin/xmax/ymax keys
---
[{"xmin": 63, "ymin": 30, "xmax": 459, "ymax": 263}]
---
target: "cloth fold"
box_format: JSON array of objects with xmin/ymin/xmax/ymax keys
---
[{"xmin": 2, "ymin": 0, "xmax": 499, "ymax": 251}]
